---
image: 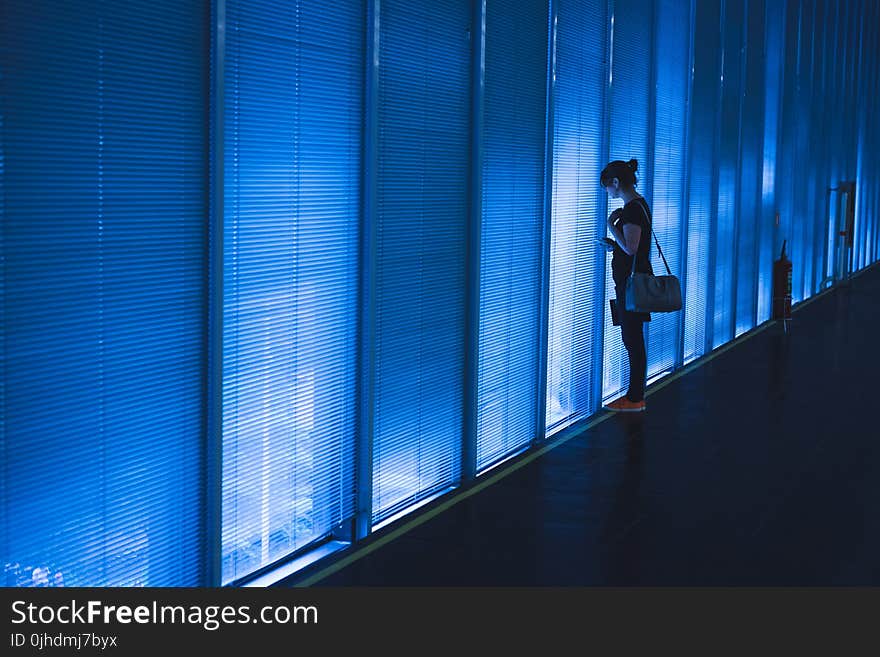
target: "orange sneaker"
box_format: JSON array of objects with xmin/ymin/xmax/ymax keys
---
[{"xmin": 603, "ymin": 397, "xmax": 646, "ymax": 412}]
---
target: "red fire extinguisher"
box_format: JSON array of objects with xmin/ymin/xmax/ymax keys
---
[{"xmin": 772, "ymin": 240, "xmax": 792, "ymax": 326}]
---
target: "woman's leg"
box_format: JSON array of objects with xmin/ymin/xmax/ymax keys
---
[{"xmin": 619, "ymin": 314, "xmax": 647, "ymax": 402}]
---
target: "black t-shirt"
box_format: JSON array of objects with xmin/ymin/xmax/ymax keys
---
[{"xmin": 611, "ymin": 197, "xmax": 653, "ymax": 291}]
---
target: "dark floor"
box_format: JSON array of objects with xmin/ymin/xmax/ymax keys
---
[{"xmin": 307, "ymin": 264, "xmax": 880, "ymax": 586}]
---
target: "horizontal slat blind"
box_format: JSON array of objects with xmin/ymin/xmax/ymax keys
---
[
  {"xmin": 735, "ymin": 0, "xmax": 766, "ymax": 336},
  {"xmin": 872, "ymin": 0, "xmax": 879, "ymax": 265},
  {"xmin": 372, "ymin": 0, "xmax": 469, "ymax": 523},
  {"xmin": 868, "ymin": 1, "xmax": 880, "ymax": 265},
  {"xmin": 838, "ymin": 1, "xmax": 858, "ymax": 278},
  {"xmin": 756, "ymin": 0, "xmax": 784, "ymax": 323},
  {"xmin": 683, "ymin": 0, "xmax": 722, "ymax": 362},
  {"xmin": 824, "ymin": 0, "xmax": 843, "ymax": 264},
  {"xmin": 775, "ymin": 0, "xmax": 802, "ymax": 302},
  {"xmin": 804, "ymin": 3, "xmax": 826, "ymax": 294},
  {"xmin": 852, "ymin": 0, "xmax": 868, "ymax": 270},
  {"xmin": 1, "ymin": 0, "xmax": 206, "ymax": 586},
  {"xmin": 546, "ymin": 0, "xmax": 606, "ymax": 431},
  {"xmin": 603, "ymin": 0, "xmax": 652, "ymax": 401},
  {"xmin": 221, "ymin": 0, "xmax": 361, "ymax": 583},
  {"xmin": 822, "ymin": 4, "xmax": 840, "ymax": 287},
  {"xmin": 713, "ymin": 0, "xmax": 744, "ymax": 348},
  {"xmin": 791, "ymin": 3, "xmax": 814, "ymax": 301},
  {"xmin": 477, "ymin": 0, "xmax": 548, "ymax": 471},
  {"xmin": 854, "ymin": 0, "xmax": 875, "ymax": 272},
  {"xmin": 808, "ymin": 1, "xmax": 828, "ymax": 294},
  {"xmin": 648, "ymin": 0, "xmax": 689, "ymax": 377}
]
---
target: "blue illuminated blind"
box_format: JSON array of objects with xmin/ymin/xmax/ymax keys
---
[
  {"xmin": 221, "ymin": 0, "xmax": 361, "ymax": 583},
  {"xmin": 735, "ymin": 0, "xmax": 766, "ymax": 336},
  {"xmin": 648, "ymin": 0, "xmax": 690, "ymax": 377},
  {"xmin": 372, "ymin": 0, "xmax": 469, "ymax": 523},
  {"xmin": 806, "ymin": 2, "xmax": 829, "ymax": 293},
  {"xmin": 785, "ymin": 1, "xmax": 803, "ymax": 300},
  {"xmin": 713, "ymin": 0, "xmax": 744, "ymax": 348},
  {"xmin": 603, "ymin": 0, "xmax": 652, "ymax": 401},
  {"xmin": 546, "ymin": 0, "xmax": 606, "ymax": 431},
  {"xmin": 823, "ymin": 0, "xmax": 844, "ymax": 231},
  {"xmin": 854, "ymin": 0, "xmax": 876, "ymax": 272},
  {"xmin": 1, "ymin": 0, "xmax": 206, "ymax": 586},
  {"xmin": 810, "ymin": 4, "xmax": 830, "ymax": 292},
  {"xmin": 477, "ymin": 0, "xmax": 549, "ymax": 470},
  {"xmin": 867, "ymin": 1, "xmax": 880, "ymax": 265},
  {"xmin": 792, "ymin": 3, "xmax": 815, "ymax": 301},
  {"xmin": 777, "ymin": 0, "xmax": 805, "ymax": 302},
  {"xmin": 865, "ymin": 0, "xmax": 880, "ymax": 263},
  {"xmin": 683, "ymin": 0, "xmax": 722, "ymax": 362},
  {"xmin": 837, "ymin": 1, "xmax": 859, "ymax": 275},
  {"xmin": 852, "ymin": 0, "xmax": 867, "ymax": 270},
  {"xmin": 757, "ymin": 0, "xmax": 784, "ymax": 323},
  {"xmin": 821, "ymin": 2, "xmax": 839, "ymax": 287}
]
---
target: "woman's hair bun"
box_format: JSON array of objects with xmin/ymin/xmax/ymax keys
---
[{"xmin": 600, "ymin": 158, "xmax": 639, "ymax": 187}]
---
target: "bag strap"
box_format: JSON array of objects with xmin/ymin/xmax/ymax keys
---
[{"xmin": 629, "ymin": 198, "xmax": 672, "ymax": 276}]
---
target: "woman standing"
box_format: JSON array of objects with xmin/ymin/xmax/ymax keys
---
[{"xmin": 601, "ymin": 158, "xmax": 652, "ymax": 412}]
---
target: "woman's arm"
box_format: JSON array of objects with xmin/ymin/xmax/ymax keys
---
[{"xmin": 607, "ymin": 217, "xmax": 641, "ymax": 256}]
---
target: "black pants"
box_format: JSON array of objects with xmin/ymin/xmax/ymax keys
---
[{"xmin": 619, "ymin": 311, "xmax": 647, "ymax": 402}]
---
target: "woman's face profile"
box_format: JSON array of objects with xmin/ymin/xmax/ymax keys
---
[{"xmin": 603, "ymin": 177, "xmax": 621, "ymax": 199}]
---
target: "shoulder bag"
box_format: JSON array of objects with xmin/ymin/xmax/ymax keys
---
[{"xmin": 624, "ymin": 203, "xmax": 683, "ymax": 313}]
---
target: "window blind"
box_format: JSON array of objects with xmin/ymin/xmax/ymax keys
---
[
  {"xmin": 1, "ymin": 0, "xmax": 207, "ymax": 586},
  {"xmin": 546, "ymin": 0, "xmax": 607, "ymax": 432},
  {"xmin": 776, "ymin": 1, "xmax": 804, "ymax": 303},
  {"xmin": 823, "ymin": 4, "xmax": 842, "ymax": 286},
  {"xmin": 713, "ymin": 0, "xmax": 745, "ymax": 348},
  {"xmin": 648, "ymin": 0, "xmax": 690, "ymax": 377},
  {"xmin": 221, "ymin": 0, "xmax": 361, "ymax": 583},
  {"xmin": 804, "ymin": 0, "xmax": 835, "ymax": 296},
  {"xmin": 854, "ymin": 0, "xmax": 876, "ymax": 272},
  {"xmin": 477, "ymin": 0, "xmax": 549, "ymax": 470},
  {"xmin": 791, "ymin": 3, "xmax": 815, "ymax": 301},
  {"xmin": 822, "ymin": 0, "xmax": 844, "ymax": 263},
  {"xmin": 804, "ymin": 3, "xmax": 826, "ymax": 294},
  {"xmin": 603, "ymin": 0, "xmax": 652, "ymax": 401},
  {"xmin": 683, "ymin": 0, "xmax": 722, "ymax": 363},
  {"xmin": 756, "ymin": 0, "xmax": 784, "ymax": 323},
  {"xmin": 852, "ymin": 1, "xmax": 868, "ymax": 271},
  {"xmin": 372, "ymin": 0, "xmax": 470, "ymax": 523},
  {"xmin": 839, "ymin": 2, "xmax": 857, "ymax": 267},
  {"xmin": 868, "ymin": 1, "xmax": 880, "ymax": 265},
  {"xmin": 735, "ymin": 0, "xmax": 766, "ymax": 337},
  {"xmin": 873, "ymin": 0, "xmax": 879, "ymax": 266}
]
